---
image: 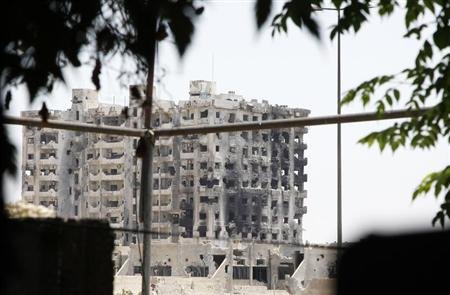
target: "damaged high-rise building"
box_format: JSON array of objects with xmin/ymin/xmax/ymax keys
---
[{"xmin": 21, "ymin": 80, "xmax": 309, "ymax": 246}]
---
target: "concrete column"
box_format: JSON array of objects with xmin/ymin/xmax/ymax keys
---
[
  {"xmin": 249, "ymin": 242, "xmax": 253, "ymax": 285},
  {"xmin": 207, "ymin": 206, "xmax": 214, "ymax": 239},
  {"xmin": 227, "ymin": 239, "xmax": 234, "ymax": 292}
]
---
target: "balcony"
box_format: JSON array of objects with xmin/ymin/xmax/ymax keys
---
[
  {"xmin": 101, "ymin": 154, "xmax": 124, "ymax": 164},
  {"xmin": 180, "ymin": 151, "xmax": 195, "ymax": 159},
  {"xmin": 39, "ymin": 141, "xmax": 58, "ymax": 149},
  {"xmin": 39, "ymin": 156, "xmax": 57, "ymax": 165},
  {"xmin": 152, "ymin": 202, "xmax": 172, "ymax": 211},
  {"xmin": 88, "ymin": 203, "xmax": 100, "ymax": 214},
  {"xmin": 151, "ymin": 221, "xmax": 171, "ymax": 228},
  {"xmin": 155, "ymin": 187, "xmax": 172, "ymax": 195},
  {"xmin": 87, "ymin": 156, "xmax": 101, "ymax": 165},
  {"xmin": 160, "ymin": 122, "xmax": 173, "ymax": 129},
  {"xmin": 89, "ymin": 173, "xmax": 102, "ymax": 181},
  {"xmin": 109, "ymin": 221, "xmax": 124, "ymax": 229},
  {"xmin": 22, "ymin": 191, "xmax": 35, "ymax": 202},
  {"xmin": 88, "ymin": 190, "xmax": 100, "ymax": 198},
  {"xmin": 106, "ymin": 204, "xmax": 124, "ymax": 216},
  {"xmin": 39, "ymin": 173, "xmax": 58, "ymax": 181},
  {"xmin": 101, "ymin": 188, "xmax": 124, "ymax": 198},
  {"xmin": 38, "ymin": 189, "xmax": 57, "ymax": 198},
  {"xmin": 156, "ymin": 137, "xmax": 173, "ymax": 146}
]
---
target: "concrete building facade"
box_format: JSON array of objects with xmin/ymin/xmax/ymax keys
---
[{"xmin": 21, "ymin": 80, "xmax": 309, "ymax": 247}]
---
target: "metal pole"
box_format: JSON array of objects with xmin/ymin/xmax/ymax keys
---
[
  {"xmin": 141, "ymin": 2, "xmax": 158, "ymax": 295},
  {"xmin": 3, "ymin": 115, "xmax": 148, "ymax": 138},
  {"xmin": 337, "ymin": 7, "xmax": 343, "ymax": 248},
  {"xmin": 4, "ymin": 108, "xmax": 429, "ymax": 139},
  {"xmin": 153, "ymin": 108, "xmax": 429, "ymax": 137}
]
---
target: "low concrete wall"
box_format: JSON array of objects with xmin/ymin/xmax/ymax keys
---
[{"xmin": 287, "ymin": 247, "xmax": 337, "ymax": 295}]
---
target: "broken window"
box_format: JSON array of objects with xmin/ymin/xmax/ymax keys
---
[
  {"xmin": 282, "ymin": 132, "xmax": 290, "ymax": 143},
  {"xmin": 253, "ymin": 116, "xmax": 258, "ymax": 121},
  {"xmin": 262, "ymin": 133, "xmax": 269, "ymax": 142},
  {"xmin": 243, "ymin": 164, "xmax": 248, "ymax": 170},
  {"xmin": 242, "ymin": 147, "xmax": 248, "ymax": 158},
  {"xmin": 200, "ymin": 109, "xmax": 208, "ymax": 118},
  {"xmin": 251, "ymin": 178, "xmax": 258, "ymax": 187},
  {"xmin": 199, "ymin": 212, "xmax": 207, "ymax": 220},
  {"xmin": 241, "ymin": 132, "xmax": 248, "ymax": 140},
  {"xmin": 27, "ymin": 137, "xmax": 34, "ymax": 144},
  {"xmin": 200, "ymin": 144, "xmax": 208, "ymax": 152},
  {"xmin": 271, "ymin": 179, "xmax": 278, "ymax": 189},
  {"xmin": 225, "ymin": 162, "xmax": 235, "ymax": 170},
  {"xmin": 251, "ymin": 163, "xmax": 258, "ymax": 173},
  {"xmin": 200, "ymin": 162, "xmax": 207, "ymax": 169},
  {"xmin": 228, "ymin": 113, "xmax": 236, "ymax": 123},
  {"xmin": 159, "ymin": 145, "xmax": 172, "ymax": 157},
  {"xmin": 242, "ymin": 181, "xmax": 249, "ymax": 187},
  {"xmin": 278, "ymin": 263, "xmax": 295, "ymax": 280},
  {"xmin": 233, "ymin": 266, "xmax": 250, "ymax": 280},
  {"xmin": 243, "ymin": 114, "xmax": 248, "ymax": 121},
  {"xmin": 252, "ymin": 130, "xmax": 259, "ymax": 141},
  {"xmin": 229, "ymin": 146, "xmax": 236, "ymax": 153},
  {"xmin": 261, "ymin": 147, "xmax": 268, "ymax": 156},
  {"xmin": 199, "ymin": 176, "xmax": 208, "ymax": 186},
  {"xmin": 225, "ymin": 179, "xmax": 236, "ymax": 189},
  {"xmin": 27, "ymin": 154, "xmax": 34, "ymax": 160},
  {"xmin": 284, "ymin": 217, "xmax": 289, "ymax": 224},
  {"xmin": 182, "ymin": 176, "xmax": 194, "ymax": 187},
  {"xmin": 271, "ymin": 200, "xmax": 278, "ymax": 209},
  {"xmin": 182, "ymin": 160, "xmax": 194, "ymax": 170},
  {"xmin": 215, "ymin": 162, "xmax": 221, "ymax": 169},
  {"xmin": 272, "ymin": 233, "xmax": 278, "ymax": 240},
  {"xmin": 252, "ymin": 147, "xmax": 258, "ymax": 155},
  {"xmin": 182, "ymin": 142, "xmax": 194, "ymax": 153},
  {"xmin": 262, "ymin": 113, "xmax": 268, "ymax": 120},
  {"xmin": 261, "ymin": 182, "xmax": 268, "ymax": 188}
]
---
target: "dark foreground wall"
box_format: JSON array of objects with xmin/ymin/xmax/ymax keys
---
[
  {"xmin": 338, "ymin": 230, "xmax": 450, "ymax": 295},
  {"xmin": 2, "ymin": 218, "xmax": 114, "ymax": 295}
]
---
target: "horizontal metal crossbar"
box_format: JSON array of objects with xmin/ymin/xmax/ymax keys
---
[
  {"xmin": 3, "ymin": 115, "xmax": 150, "ymax": 138},
  {"xmin": 153, "ymin": 108, "xmax": 430, "ymax": 137},
  {"xmin": 3, "ymin": 108, "xmax": 429, "ymax": 139}
]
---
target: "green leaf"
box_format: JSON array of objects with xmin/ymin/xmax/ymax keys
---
[
  {"xmin": 393, "ymin": 89, "xmax": 400, "ymax": 101},
  {"xmin": 255, "ymin": 0, "xmax": 272, "ymax": 29},
  {"xmin": 362, "ymin": 93, "xmax": 370, "ymax": 106},
  {"xmin": 385, "ymin": 94, "xmax": 393, "ymax": 106},
  {"xmin": 433, "ymin": 26, "xmax": 450, "ymax": 49}
]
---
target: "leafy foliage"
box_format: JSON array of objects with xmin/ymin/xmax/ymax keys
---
[
  {"xmin": 0, "ymin": 0, "xmax": 203, "ymax": 200},
  {"xmin": 255, "ymin": 0, "xmax": 450, "ymax": 226}
]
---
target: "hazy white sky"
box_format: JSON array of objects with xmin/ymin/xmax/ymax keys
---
[{"xmin": 4, "ymin": 1, "xmax": 449, "ymax": 243}]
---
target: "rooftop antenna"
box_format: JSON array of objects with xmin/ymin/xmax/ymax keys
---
[{"xmin": 211, "ymin": 53, "xmax": 215, "ymax": 83}]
